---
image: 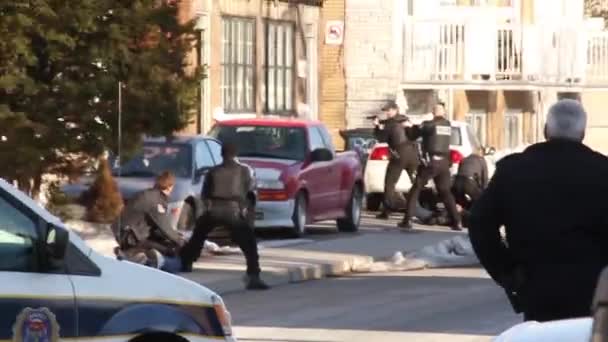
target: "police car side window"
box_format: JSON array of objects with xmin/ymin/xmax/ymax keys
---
[
  {"xmin": 0, "ymin": 196, "xmax": 38, "ymax": 272},
  {"xmin": 195, "ymin": 142, "xmax": 215, "ymax": 170},
  {"xmin": 206, "ymin": 139, "xmax": 223, "ymax": 164},
  {"xmin": 308, "ymin": 127, "xmax": 325, "ymax": 151}
]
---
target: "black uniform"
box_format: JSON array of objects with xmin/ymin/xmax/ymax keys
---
[
  {"xmin": 374, "ymin": 115, "xmax": 419, "ymax": 213},
  {"xmin": 469, "ymin": 140, "xmax": 608, "ymax": 322},
  {"xmin": 402, "ymin": 116, "xmax": 460, "ymax": 229},
  {"xmin": 112, "ymin": 188, "xmax": 183, "ymax": 268},
  {"xmin": 180, "ymin": 158, "xmax": 261, "ymax": 277},
  {"xmin": 452, "ymin": 154, "xmax": 488, "ymax": 211}
]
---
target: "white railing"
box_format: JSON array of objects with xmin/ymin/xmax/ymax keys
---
[{"xmin": 402, "ymin": 19, "xmax": 608, "ymax": 87}]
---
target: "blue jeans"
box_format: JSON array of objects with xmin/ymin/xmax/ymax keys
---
[{"xmin": 159, "ymin": 255, "xmax": 183, "ymax": 274}]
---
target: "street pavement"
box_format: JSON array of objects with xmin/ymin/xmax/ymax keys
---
[{"xmin": 225, "ymin": 267, "xmax": 522, "ymax": 342}]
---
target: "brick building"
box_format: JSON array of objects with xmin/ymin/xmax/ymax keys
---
[
  {"xmin": 340, "ymin": 0, "xmax": 608, "ymax": 153},
  {"xmin": 178, "ymin": 0, "xmax": 322, "ymax": 135}
]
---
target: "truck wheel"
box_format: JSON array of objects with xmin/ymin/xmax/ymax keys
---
[
  {"xmin": 366, "ymin": 193, "xmax": 383, "ymax": 211},
  {"xmin": 177, "ymin": 202, "xmax": 195, "ymax": 231},
  {"xmin": 338, "ymin": 186, "xmax": 362, "ymax": 233},
  {"xmin": 291, "ymin": 192, "xmax": 307, "ymax": 237}
]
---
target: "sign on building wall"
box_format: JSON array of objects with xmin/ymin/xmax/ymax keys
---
[{"xmin": 325, "ymin": 21, "xmax": 344, "ymax": 45}]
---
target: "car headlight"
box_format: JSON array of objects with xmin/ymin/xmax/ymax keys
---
[{"xmin": 256, "ymin": 179, "xmax": 284, "ymax": 190}]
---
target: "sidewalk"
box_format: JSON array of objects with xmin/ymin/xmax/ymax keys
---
[{"xmin": 68, "ymin": 220, "xmax": 463, "ymax": 295}]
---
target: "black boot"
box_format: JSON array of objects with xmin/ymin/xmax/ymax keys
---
[
  {"xmin": 245, "ymin": 275, "xmax": 270, "ymax": 290},
  {"xmin": 376, "ymin": 211, "xmax": 390, "ymax": 219},
  {"xmin": 398, "ymin": 220, "xmax": 413, "ymax": 230}
]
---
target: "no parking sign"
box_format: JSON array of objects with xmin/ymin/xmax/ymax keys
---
[{"xmin": 325, "ymin": 20, "xmax": 344, "ymax": 45}]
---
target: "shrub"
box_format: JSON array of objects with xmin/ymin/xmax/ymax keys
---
[{"xmin": 82, "ymin": 158, "xmax": 124, "ymax": 223}]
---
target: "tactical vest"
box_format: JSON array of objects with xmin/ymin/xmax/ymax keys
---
[
  {"xmin": 424, "ymin": 119, "xmax": 451, "ymax": 155},
  {"xmin": 208, "ymin": 163, "xmax": 247, "ymax": 202}
]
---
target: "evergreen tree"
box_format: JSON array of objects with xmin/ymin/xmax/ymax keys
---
[{"xmin": 0, "ymin": 0, "xmax": 201, "ymax": 196}]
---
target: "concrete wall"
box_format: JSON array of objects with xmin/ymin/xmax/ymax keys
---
[{"xmin": 343, "ymin": 0, "xmax": 402, "ymax": 129}]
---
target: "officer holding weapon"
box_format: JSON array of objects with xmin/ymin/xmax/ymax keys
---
[
  {"xmin": 180, "ymin": 142, "xmax": 269, "ymax": 290},
  {"xmin": 399, "ymin": 102, "xmax": 462, "ymax": 231},
  {"xmin": 369, "ymin": 101, "xmax": 419, "ymax": 219}
]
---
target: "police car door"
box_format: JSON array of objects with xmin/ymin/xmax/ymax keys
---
[{"xmin": 0, "ymin": 186, "xmax": 76, "ymax": 341}]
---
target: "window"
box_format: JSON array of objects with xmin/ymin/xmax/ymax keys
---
[
  {"xmin": 195, "ymin": 142, "xmax": 214, "ymax": 170},
  {"xmin": 222, "ymin": 16, "xmax": 256, "ymax": 113},
  {"xmin": 309, "ymin": 127, "xmax": 325, "ymax": 151},
  {"xmin": 504, "ymin": 112, "xmax": 523, "ymax": 149},
  {"xmin": 206, "ymin": 139, "xmax": 223, "ymax": 165},
  {"xmin": 464, "ymin": 112, "xmax": 487, "ymax": 146},
  {"xmin": 450, "ymin": 126, "xmax": 462, "ymax": 146},
  {"xmin": 317, "ymin": 126, "xmax": 335, "ymax": 152},
  {"xmin": 209, "ymin": 125, "xmax": 307, "ymax": 161},
  {"xmin": 0, "ymin": 195, "xmax": 38, "ymax": 272},
  {"xmin": 264, "ymin": 20, "xmax": 295, "ymax": 114},
  {"xmin": 115, "ymin": 143, "xmax": 193, "ymax": 178}
]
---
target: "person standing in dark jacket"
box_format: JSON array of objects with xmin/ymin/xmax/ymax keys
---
[
  {"xmin": 112, "ymin": 172, "xmax": 185, "ymax": 273},
  {"xmin": 373, "ymin": 101, "xmax": 419, "ymax": 219},
  {"xmin": 452, "ymin": 147, "xmax": 488, "ymax": 226},
  {"xmin": 469, "ymin": 99, "xmax": 608, "ymax": 322},
  {"xmin": 400, "ymin": 102, "xmax": 461, "ymax": 231},
  {"xmin": 180, "ymin": 142, "xmax": 269, "ymax": 290}
]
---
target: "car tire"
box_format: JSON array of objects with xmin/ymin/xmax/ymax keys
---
[
  {"xmin": 337, "ymin": 186, "xmax": 362, "ymax": 233},
  {"xmin": 291, "ymin": 192, "xmax": 307, "ymax": 237},
  {"xmin": 366, "ymin": 193, "xmax": 383, "ymax": 211},
  {"xmin": 177, "ymin": 202, "xmax": 195, "ymax": 231}
]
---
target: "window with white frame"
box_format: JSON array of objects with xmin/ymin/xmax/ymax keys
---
[
  {"xmin": 504, "ymin": 111, "xmax": 523, "ymax": 149},
  {"xmin": 464, "ymin": 111, "xmax": 487, "ymax": 147},
  {"xmin": 221, "ymin": 16, "xmax": 256, "ymax": 113},
  {"xmin": 264, "ymin": 20, "xmax": 295, "ymax": 115}
]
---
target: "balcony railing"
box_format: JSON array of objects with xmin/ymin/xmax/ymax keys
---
[{"xmin": 402, "ymin": 19, "xmax": 608, "ymax": 87}]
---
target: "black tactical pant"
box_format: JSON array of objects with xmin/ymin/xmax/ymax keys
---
[
  {"xmin": 452, "ymin": 175, "xmax": 482, "ymax": 210},
  {"xmin": 382, "ymin": 146, "xmax": 419, "ymax": 213},
  {"xmin": 403, "ymin": 157, "xmax": 460, "ymax": 226},
  {"xmin": 180, "ymin": 206, "xmax": 261, "ymax": 276}
]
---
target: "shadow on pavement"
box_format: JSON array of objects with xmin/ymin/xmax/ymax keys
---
[{"xmin": 224, "ymin": 269, "xmax": 521, "ymax": 337}]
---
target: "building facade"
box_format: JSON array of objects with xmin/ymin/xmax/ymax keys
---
[
  {"xmin": 342, "ymin": 0, "xmax": 608, "ymax": 153},
  {"xmin": 178, "ymin": 0, "xmax": 322, "ymax": 135}
]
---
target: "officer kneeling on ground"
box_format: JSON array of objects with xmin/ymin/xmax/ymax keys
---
[
  {"xmin": 112, "ymin": 171, "xmax": 185, "ymax": 273},
  {"xmin": 451, "ymin": 147, "xmax": 488, "ymax": 227},
  {"xmin": 400, "ymin": 102, "xmax": 462, "ymax": 231},
  {"xmin": 180, "ymin": 142, "xmax": 269, "ymax": 290}
]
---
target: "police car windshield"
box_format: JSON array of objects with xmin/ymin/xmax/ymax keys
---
[
  {"xmin": 112, "ymin": 143, "xmax": 193, "ymax": 178},
  {"xmin": 209, "ymin": 125, "xmax": 307, "ymax": 161}
]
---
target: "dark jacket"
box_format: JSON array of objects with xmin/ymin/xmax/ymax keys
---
[
  {"xmin": 409, "ymin": 116, "xmax": 452, "ymax": 157},
  {"xmin": 113, "ymin": 188, "xmax": 182, "ymax": 251},
  {"xmin": 469, "ymin": 140, "xmax": 608, "ymax": 321},
  {"xmin": 374, "ymin": 115, "xmax": 416, "ymax": 161},
  {"xmin": 457, "ymin": 154, "xmax": 488, "ymax": 188},
  {"xmin": 202, "ymin": 158, "xmax": 252, "ymax": 209}
]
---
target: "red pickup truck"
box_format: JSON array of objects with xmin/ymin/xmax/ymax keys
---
[{"xmin": 208, "ymin": 118, "xmax": 364, "ymax": 236}]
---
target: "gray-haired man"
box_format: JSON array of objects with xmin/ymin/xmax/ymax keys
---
[{"xmin": 469, "ymin": 99, "xmax": 608, "ymax": 322}]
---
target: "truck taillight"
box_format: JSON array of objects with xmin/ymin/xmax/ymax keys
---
[
  {"xmin": 370, "ymin": 146, "xmax": 389, "ymax": 160},
  {"xmin": 450, "ymin": 150, "xmax": 464, "ymax": 164}
]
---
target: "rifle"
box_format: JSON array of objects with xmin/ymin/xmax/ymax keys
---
[{"xmin": 366, "ymin": 114, "xmax": 409, "ymax": 125}]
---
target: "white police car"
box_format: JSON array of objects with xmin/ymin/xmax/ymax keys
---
[{"xmin": 0, "ymin": 178, "xmax": 235, "ymax": 342}]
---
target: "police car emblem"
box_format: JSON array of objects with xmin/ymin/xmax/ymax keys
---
[{"xmin": 12, "ymin": 307, "xmax": 61, "ymax": 342}]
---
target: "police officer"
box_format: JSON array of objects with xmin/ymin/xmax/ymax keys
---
[
  {"xmin": 112, "ymin": 171, "xmax": 185, "ymax": 273},
  {"xmin": 180, "ymin": 142, "xmax": 269, "ymax": 290},
  {"xmin": 452, "ymin": 147, "xmax": 488, "ymax": 226},
  {"xmin": 373, "ymin": 101, "xmax": 419, "ymax": 219},
  {"xmin": 400, "ymin": 102, "xmax": 462, "ymax": 231}
]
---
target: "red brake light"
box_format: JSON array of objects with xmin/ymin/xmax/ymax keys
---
[
  {"xmin": 370, "ymin": 146, "xmax": 390, "ymax": 160},
  {"xmin": 450, "ymin": 150, "xmax": 464, "ymax": 164}
]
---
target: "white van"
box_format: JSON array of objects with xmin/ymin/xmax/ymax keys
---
[{"xmin": 0, "ymin": 178, "xmax": 236, "ymax": 342}]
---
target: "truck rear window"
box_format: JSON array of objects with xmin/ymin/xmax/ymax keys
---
[{"xmin": 209, "ymin": 125, "xmax": 307, "ymax": 161}]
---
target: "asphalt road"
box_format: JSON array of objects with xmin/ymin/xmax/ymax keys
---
[{"xmin": 224, "ymin": 268, "xmax": 522, "ymax": 342}]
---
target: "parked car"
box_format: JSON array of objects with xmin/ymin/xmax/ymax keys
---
[
  {"xmin": 208, "ymin": 118, "xmax": 364, "ymax": 237},
  {"xmin": 62, "ymin": 136, "xmax": 257, "ymax": 231},
  {"xmin": 0, "ymin": 178, "xmax": 236, "ymax": 341},
  {"xmin": 363, "ymin": 121, "xmax": 496, "ymax": 211}
]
